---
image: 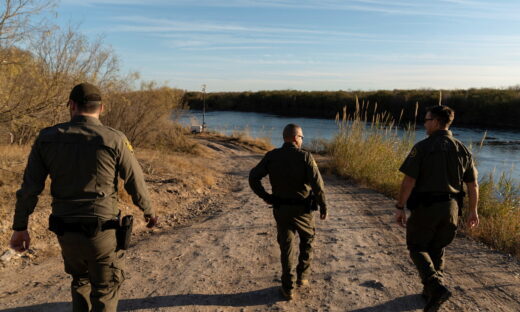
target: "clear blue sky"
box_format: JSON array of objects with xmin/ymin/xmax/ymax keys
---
[{"xmin": 56, "ymin": 0, "xmax": 520, "ymax": 92}]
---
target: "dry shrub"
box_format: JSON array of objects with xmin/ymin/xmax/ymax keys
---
[
  {"xmin": 101, "ymin": 83, "xmax": 198, "ymax": 153},
  {"xmin": 1, "ymin": 27, "xmax": 120, "ymax": 144},
  {"xmin": 151, "ymin": 122, "xmax": 200, "ymax": 154}
]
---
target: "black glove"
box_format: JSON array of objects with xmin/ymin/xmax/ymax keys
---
[{"xmin": 263, "ymin": 194, "xmax": 274, "ymax": 205}]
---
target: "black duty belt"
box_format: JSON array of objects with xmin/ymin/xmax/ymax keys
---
[
  {"xmin": 49, "ymin": 214, "xmax": 119, "ymax": 237},
  {"xmin": 59, "ymin": 219, "xmax": 119, "ymax": 232},
  {"xmin": 272, "ymin": 196, "xmax": 309, "ymax": 206},
  {"xmin": 427, "ymin": 193, "xmax": 457, "ymax": 203}
]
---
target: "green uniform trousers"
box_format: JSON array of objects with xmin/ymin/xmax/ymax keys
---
[
  {"xmin": 406, "ymin": 200, "xmax": 458, "ymax": 287},
  {"xmin": 58, "ymin": 229, "xmax": 125, "ymax": 312},
  {"xmin": 273, "ymin": 205, "xmax": 315, "ymax": 291}
]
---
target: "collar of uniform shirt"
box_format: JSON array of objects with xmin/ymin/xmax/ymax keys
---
[
  {"xmin": 282, "ymin": 142, "xmax": 299, "ymax": 149},
  {"xmin": 431, "ymin": 129, "xmax": 452, "ymax": 137},
  {"xmin": 71, "ymin": 115, "xmax": 103, "ymax": 125}
]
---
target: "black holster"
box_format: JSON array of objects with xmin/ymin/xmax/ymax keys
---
[
  {"xmin": 306, "ymin": 192, "xmax": 319, "ymax": 213},
  {"xmin": 455, "ymin": 191, "xmax": 465, "ymax": 216},
  {"xmin": 116, "ymin": 215, "xmax": 133, "ymax": 251}
]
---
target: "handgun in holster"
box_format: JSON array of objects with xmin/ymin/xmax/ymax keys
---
[{"xmin": 116, "ymin": 215, "xmax": 133, "ymax": 251}]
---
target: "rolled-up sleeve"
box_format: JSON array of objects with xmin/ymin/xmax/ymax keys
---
[
  {"xmin": 463, "ymin": 154, "xmax": 478, "ymax": 183},
  {"xmin": 399, "ymin": 144, "xmax": 422, "ymax": 179}
]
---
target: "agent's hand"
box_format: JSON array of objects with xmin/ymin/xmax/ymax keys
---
[
  {"xmin": 145, "ymin": 215, "xmax": 159, "ymax": 228},
  {"xmin": 466, "ymin": 211, "xmax": 479, "ymax": 229},
  {"xmin": 320, "ymin": 207, "xmax": 327, "ymax": 220},
  {"xmin": 10, "ymin": 230, "xmax": 31, "ymax": 252},
  {"xmin": 395, "ymin": 209, "xmax": 407, "ymax": 228}
]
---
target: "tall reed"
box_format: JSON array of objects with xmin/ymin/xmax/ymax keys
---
[
  {"xmin": 467, "ymin": 171, "xmax": 520, "ymax": 257},
  {"xmin": 329, "ymin": 97, "xmax": 415, "ymax": 197}
]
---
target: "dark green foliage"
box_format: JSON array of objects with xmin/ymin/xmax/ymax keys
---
[{"xmin": 183, "ymin": 88, "xmax": 520, "ymax": 128}]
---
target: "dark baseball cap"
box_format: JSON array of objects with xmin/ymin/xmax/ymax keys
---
[{"xmin": 69, "ymin": 82, "xmax": 102, "ymax": 104}]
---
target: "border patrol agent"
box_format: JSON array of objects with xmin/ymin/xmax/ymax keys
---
[
  {"xmin": 10, "ymin": 83, "xmax": 158, "ymax": 312},
  {"xmin": 395, "ymin": 105, "xmax": 479, "ymax": 312},
  {"xmin": 249, "ymin": 123, "xmax": 327, "ymax": 300}
]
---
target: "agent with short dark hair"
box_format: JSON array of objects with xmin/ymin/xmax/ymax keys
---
[
  {"xmin": 249, "ymin": 123, "xmax": 327, "ymax": 301},
  {"xmin": 395, "ymin": 105, "xmax": 479, "ymax": 311},
  {"xmin": 10, "ymin": 82, "xmax": 158, "ymax": 312}
]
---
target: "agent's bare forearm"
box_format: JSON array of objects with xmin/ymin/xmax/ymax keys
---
[{"xmin": 466, "ymin": 181, "xmax": 479, "ymax": 213}]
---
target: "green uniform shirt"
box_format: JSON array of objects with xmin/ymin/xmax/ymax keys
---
[
  {"xmin": 12, "ymin": 115, "xmax": 154, "ymax": 231},
  {"xmin": 399, "ymin": 129, "xmax": 477, "ymax": 194},
  {"xmin": 249, "ymin": 142, "xmax": 327, "ymax": 209}
]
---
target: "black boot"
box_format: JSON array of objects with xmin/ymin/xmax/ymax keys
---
[{"xmin": 423, "ymin": 283, "xmax": 451, "ymax": 312}]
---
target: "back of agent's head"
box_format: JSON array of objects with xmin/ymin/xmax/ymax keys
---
[
  {"xmin": 426, "ymin": 105, "xmax": 455, "ymax": 128},
  {"xmin": 69, "ymin": 82, "xmax": 102, "ymax": 113},
  {"xmin": 283, "ymin": 123, "xmax": 301, "ymax": 140}
]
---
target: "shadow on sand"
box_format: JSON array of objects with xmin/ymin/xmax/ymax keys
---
[
  {"xmin": 349, "ymin": 294, "xmax": 425, "ymax": 312},
  {"xmin": 1, "ymin": 286, "xmax": 282, "ymax": 312}
]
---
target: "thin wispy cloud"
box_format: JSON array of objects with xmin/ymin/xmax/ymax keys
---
[
  {"xmin": 68, "ymin": 0, "xmax": 520, "ymax": 20},
  {"xmin": 110, "ymin": 16, "xmax": 371, "ymax": 38}
]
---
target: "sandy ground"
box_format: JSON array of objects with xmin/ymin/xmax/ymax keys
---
[{"xmin": 0, "ymin": 138, "xmax": 519, "ymax": 312}]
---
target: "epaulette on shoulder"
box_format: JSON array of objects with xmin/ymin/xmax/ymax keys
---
[
  {"xmin": 102, "ymin": 126, "xmax": 127, "ymax": 140},
  {"xmin": 39, "ymin": 122, "xmax": 68, "ymax": 136}
]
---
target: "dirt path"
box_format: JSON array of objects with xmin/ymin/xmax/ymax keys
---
[{"xmin": 1, "ymin": 139, "xmax": 519, "ymax": 312}]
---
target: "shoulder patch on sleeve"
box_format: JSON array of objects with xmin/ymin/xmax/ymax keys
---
[
  {"xmin": 124, "ymin": 139, "xmax": 134, "ymax": 153},
  {"xmin": 408, "ymin": 147, "xmax": 418, "ymax": 158}
]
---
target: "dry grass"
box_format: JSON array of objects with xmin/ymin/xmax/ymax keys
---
[
  {"xmin": 327, "ymin": 99, "xmax": 520, "ymax": 258},
  {"xmin": 466, "ymin": 172, "xmax": 520, "ymax": 257},
  {"xmin": 328, "ymin": 100, "xmax": 414, "ymax": 198}
]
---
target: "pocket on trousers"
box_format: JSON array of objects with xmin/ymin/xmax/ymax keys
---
[
  {"xmin": 111, "ymin": 250, "xmax": 126, "ymax": 285},
  {"xmin": 110, "ymin": 263, "xmax": 125, "ymax": 286}
]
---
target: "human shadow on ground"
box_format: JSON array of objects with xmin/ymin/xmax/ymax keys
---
[
  {"xmin": 0, "ymin": 286, "xmax": 282, "ymax": 312},
  {"xmin": 349, "ymin": 294, "xmax": 424, "ymax": 312}
]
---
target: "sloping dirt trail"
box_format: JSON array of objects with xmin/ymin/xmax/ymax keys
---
[{"xmin": 1, "ymin": 139, "xmax": 519, "ymax": 312}]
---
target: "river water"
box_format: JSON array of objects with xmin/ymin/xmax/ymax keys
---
[{"xmin": 179, "ymin": 110, "xmax": 520, "ymax": 181}]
